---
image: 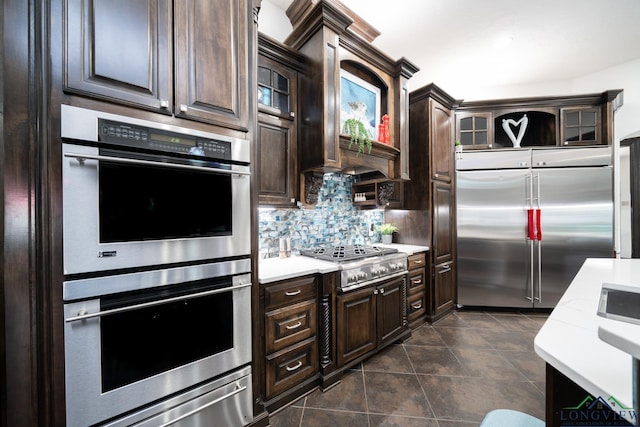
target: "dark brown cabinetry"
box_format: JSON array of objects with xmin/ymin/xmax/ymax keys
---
[
  {"xmin": 263, "ymin": 276, "xmax": 319, "ymax": 404},
  {"xmin": 455, "ymin": 91, "xmax": 623, "ymax": 150},
  {"xmin": 284, "ymin": 0, "xmax": 418, "ymax": 180},
  {"xmin": 406, "ymin": 252, "xmax": 428, "ymax": 328},
  {"xmin": 431, "ymin": 100, "xmax": 455, "ymax": 183},
  {"xmin": 257, "ymin": 34, "xmax": 306, "ymax": 207},
  {"xmin": 65, "ymin": 0, "xmax": 250, "ymax": 131},
  {"xmin": 336, "ymin": 276, "xmax": 406, "ymax": 367},
  {"xmin": 405, "ymin": 84, "xmax": 459, "ymax": 323}
]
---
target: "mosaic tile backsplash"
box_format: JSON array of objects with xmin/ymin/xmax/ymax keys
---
[{"xmin": 258, "ymin": 173, "xmax": 385, "ymax": 259}]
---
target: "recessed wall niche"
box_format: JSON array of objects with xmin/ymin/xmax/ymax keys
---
[{"xmin": 494, "ymin": 111, "xmax": 556, "ymax": 148}]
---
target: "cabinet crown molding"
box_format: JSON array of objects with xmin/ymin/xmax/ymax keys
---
[{"xmin": 409, "ymin": 83, "xmax": 461, "ymax": 110}]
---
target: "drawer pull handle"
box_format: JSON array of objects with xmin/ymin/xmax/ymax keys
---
[
  {"xmin": 411, "ymin": 303, "xmax": 423, "ymax": 310},
  {"xmin": 285, "ymin": 321, "xmax": 302, "ymax": 330},
  {"xmin": 411, "ymin": 278, "xmax": 422, "ymax": 285},
  {"xmin": 286, "ymin": 361, "xmax": 303, "ymax": 372},
  {"xmin": 285, "ymin": 289, "xmax": 301, "ymax": 296},
  {"xmin": 414, "ymin": 260, "xmax": 423, "ymax": 264}
]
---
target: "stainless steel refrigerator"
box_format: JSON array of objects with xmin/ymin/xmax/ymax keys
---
[{"xmin": 456, "ymin": 147, "xmax": 614, "ymax": 309}]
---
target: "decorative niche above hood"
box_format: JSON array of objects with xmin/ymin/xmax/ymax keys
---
[{"xmin": 284, "ymin": 0, "xmax": 418, "ymax": 180}]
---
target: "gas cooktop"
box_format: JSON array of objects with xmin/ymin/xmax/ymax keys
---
[{"xmin": 300, "ymin": 244, "xmax": 398, "ymax": 263}]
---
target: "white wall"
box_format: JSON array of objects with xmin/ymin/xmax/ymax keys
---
[{"xmin": 258, "ymin": 1, "xmax": 292, "ymax": 42}]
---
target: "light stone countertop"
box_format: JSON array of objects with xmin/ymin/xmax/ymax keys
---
[
  {"xmin": 258, "ymin": 255, "xmax": 339, "ymax": 284},
  {"xmin": 376, "ymin": 243, "xmax": 429, "ymax": 255},
  {"xmin": 534, "ymin": 258, "xmax": 640, "ymax": 420}
]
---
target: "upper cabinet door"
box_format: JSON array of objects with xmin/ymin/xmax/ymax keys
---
[
  {"xmin": 174, "ymin": 0, "xmax": 249, "ymax": 131},
  {"xmin": 430, "ymin": 99, "xmax": 453, "ymax": 183},
  {"xmin": 64, "ymin": 0, "xmax": 173, "ymax": 112}
]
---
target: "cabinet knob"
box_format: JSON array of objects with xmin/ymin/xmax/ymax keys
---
[
  {"xmin": 160, "ymin": 100, "xmax": 169, "ymax": 109},
  {"xmin": 180, "ymin": 104, "xmax": 188, "ymax": 112},
  {"xmin": 290, "ymin": 111, "xmax": 295, "ymax": 118}
]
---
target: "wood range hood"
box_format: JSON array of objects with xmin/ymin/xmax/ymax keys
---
[{"xmin": 284, "ymin": 0, "xmax": 419, "ymax": 181}]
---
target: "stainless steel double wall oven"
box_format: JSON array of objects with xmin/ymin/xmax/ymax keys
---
[{"xmin": 61, "ymin": 105, "xmax": 253, "ymax": 427}]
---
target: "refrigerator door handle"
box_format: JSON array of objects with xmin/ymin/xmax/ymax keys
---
[
  {"xmin": 534, "ymin": 174, "xmax": 542, "ymax": 303},
  {"xmin": 527, "ymin": 209, "xmax": 536, "ymax": 240},
  {"xmin": 526, "ymin": 238, "xmax": 534, "ymax": 302}
]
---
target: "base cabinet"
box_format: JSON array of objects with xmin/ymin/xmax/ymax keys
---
[
  {"xmin": 433, "ymin": 261, "xmax": 455, "ymax": 320},
  {"xmin": 336, "ymin": 276, "xmax": 407, "ymax": 368},
  {"xmin": 263, "ymin": 276, "xmax": 319, "ymax": 404},
  {"xmin": 406, "ymin": 252, "xmax": 428, "ymax": 328}
]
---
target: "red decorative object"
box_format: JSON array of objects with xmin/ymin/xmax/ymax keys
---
[{"xmin": 381, "ymin": 114, "xmax": 390, "ymax": 144}]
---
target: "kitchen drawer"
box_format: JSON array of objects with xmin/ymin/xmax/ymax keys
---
[
  {"xmin": 265, "ymin": 336, "xmax": 318, "ymax": 399},
  {"xmin": 265, "ymin": 299, "xmax": 317, "ymax": 354},
  {"xmin": 407, "ymin": 291, "xmax": 426, "ymax": 323},
  {"xmin": 407, "ymin": 252, "xmax": 426, "ymax": 270},
  {"xmin": 407, "ymin": 270, "xmax": 425, "ymax": 292},
  {"xmin": 264, "ymin": 276, "xmax": 317, "ymax": 311}
]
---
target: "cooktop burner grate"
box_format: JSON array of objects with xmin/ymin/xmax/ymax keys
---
[{"xmin": 300, "ymin": 244, "xmax": 398, "ymax": 262}]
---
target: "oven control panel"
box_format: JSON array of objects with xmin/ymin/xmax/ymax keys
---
[{"xmin": 98, "ymin": 118, "xmax": 231, "ymax": 161}]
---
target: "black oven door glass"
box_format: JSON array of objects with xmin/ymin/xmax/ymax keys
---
[
  {"xmin": 100, "ymin": 281, "xmax": 234, "ymax": 392},
  {"xmin": 99, "ymin": 160, "xmax": 232, "ymax": 243}
]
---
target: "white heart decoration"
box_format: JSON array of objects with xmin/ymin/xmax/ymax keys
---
[{"xmin": 502, "ymin": 114, "xmax": 528, "ymax": 148}]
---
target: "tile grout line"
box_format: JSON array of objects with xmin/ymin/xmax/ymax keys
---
[
  {"xmin": 401, "ymin": 341, "xmax": 439, "ymax": 421},
  {"xmin": 360, "ymin": 363, "xmax": 372, "ymax": 427},
  {"xmin": 298, "ymin": 396, "xmax": 306, "ymax": 427}
]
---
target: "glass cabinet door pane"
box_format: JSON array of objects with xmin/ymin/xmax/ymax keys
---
[
  {"xmin": 258, "ymin": 86, "xmax": 272, "ymax": 107},
  {"xmin": 258, "ymin": 67, "xmax": 271, "ymax": 86},
  {"xmin": 460, "ymin": 133, "xmax": 473, "ymax": 145},
  {"xmin": 566, "ymin": 111, "xmax": 580, "ymax": 127},
  {"xmin": 566, "ymin": 127, "xmax": 580, "ymax": 142},
  {"xmin": 273, "ymin": 92, "xmax": 289, "ymax": 112},
  {"xmin": 274, "ymin": 72, "xmax": 289, "ymax": 92},
  {"xmin": 582, "ymin": 127, "xmax": 596, "ymax": 140},
  {"xmin": 475, "ymin": 117, "xmax": 487, "ymax": 130},
  {"xmin": 582, "ymin": 111, "xmax": 597, "ymax": 126},
  {"xmin": 476, "ymin": 131, "xmax": 487, "ymax": 145},
  {"xmin": 460, "ymin": 117, "xmax": 473, "ymax": 131}
]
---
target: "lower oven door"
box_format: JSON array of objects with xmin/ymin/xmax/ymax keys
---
[
  {"xmin": 63, "ymin": 269, "xmax": 251, "ymax": 427},
  {"xmin": 103, "ymin": 366, "xmax": 252, "ymax": 427}
]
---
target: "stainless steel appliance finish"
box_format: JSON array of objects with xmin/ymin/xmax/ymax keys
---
[
  {"xmin": 456, "ymin": 147, "xmax": 614, "ymax": 308},
  {"xmin": 102, "ymin": 366, "xmax": 253, "ymax": 427},
  {"xmin": 301, "ymin": 245, "xmax": 407, "ymax": 292},
  {"xmin": 61, "ymin": 104, "xmax": 250, "ymax": 275},
  {"xmin": 63, "ymin": 260, "xmax": 252, "ymax": 427}
]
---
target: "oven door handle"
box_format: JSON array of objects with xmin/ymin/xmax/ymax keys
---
[
  {"xmin": 64, "ymin": 152, "xmax": 251, "ymax": 176},
  {"xmin": 64, "ymin": 282, "xmax": 252, "ymax": 323}
]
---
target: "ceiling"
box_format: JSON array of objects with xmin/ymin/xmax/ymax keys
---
[{"xmin": 264, "ymin": 0, "xmax": 640, "ymax": 99}]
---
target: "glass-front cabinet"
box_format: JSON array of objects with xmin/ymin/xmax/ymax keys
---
[
  {"xmin": 456, "ymin": 112, "xmax": 492, "ymax": 149},
  {"xmin": 258, "ymin": 56, "xmax": 295, "ymax": 119},
  {"xmin": 561, "ymin": 107, "xmax": 599, "ymax": 146}
]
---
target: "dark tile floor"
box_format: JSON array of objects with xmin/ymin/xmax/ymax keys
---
[{"xmin": 268, "ymin": 309, "xmax": 548, "ymax": 427}]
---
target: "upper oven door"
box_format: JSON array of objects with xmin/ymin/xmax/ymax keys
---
[{"xmin": 62, "ymin": 143, "xmax": 250, "ymax": 275}]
